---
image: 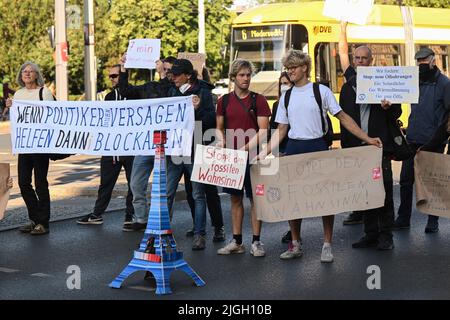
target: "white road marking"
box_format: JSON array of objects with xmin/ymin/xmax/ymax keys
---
[
  {"xmin": 0, "ymin": 267, "xmax": 19, "ymax": 273},
  {"xmin": 128, "ymin": 285, "xmax": 156, "ymax": 292},
  {"xmin": 30, "ymin": 273, "xmax": 53, "ymax": 278}
]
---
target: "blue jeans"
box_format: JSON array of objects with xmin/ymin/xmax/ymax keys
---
[
  {"xmin": 166, "ymin": 156, "xmax": 206, "ymax": 236},
  {"xmin": 130, "ymin": 156, "xmax": 154, "ymax": 224}
]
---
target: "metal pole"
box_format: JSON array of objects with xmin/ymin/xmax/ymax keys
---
[
  {"xmin": 84, "ymin": 0, "xmax": 96, "ymax": 100},
  {"xmin": 198, "ymin": 0, "xmax": 206, "ymax": 54},
  {"xmin": 55, "ymin": 0, "xmax": 68, "ymax": 100}
]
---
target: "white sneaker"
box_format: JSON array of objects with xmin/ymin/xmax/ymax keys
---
[
  {"xmin": 217, "ymin": 239, "xmax": 245, "ymax": 255},
  {"xmin": 321, "ymin": 243, "xmax": 334, "ymax": 263},
  {"xmin": 280, "ymin": 241, "xmax": 303, "ymax": 260},
  {"xmin": 250, "ymin": 241, "xmax": 266, "ymax": 257}
]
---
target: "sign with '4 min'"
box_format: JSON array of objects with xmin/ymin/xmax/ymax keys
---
[{"xmin": 356, "ymin": 66, "xmax": 419, "ymax": 104}]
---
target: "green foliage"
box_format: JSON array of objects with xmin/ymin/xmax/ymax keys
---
[{"xmin": 0, "ymin": 0, "xmax": 233, "ymax": 96}]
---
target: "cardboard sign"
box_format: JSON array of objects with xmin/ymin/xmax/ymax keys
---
[
  {"xmin": 0, "ymin": 163, "xmax": 10, "ymax": 220},
  {"xmin": 323, "ymin": 0, "xmax": 374, "ymax": 25},
  {"xmin": 251, "ymin": 146, "xmax": 385, "ymax": 223},
  {"xmin": 124, "ymin": 39, "xmax": 161, "ymax": 69},
  {"xmin": 177, "ymin": 52, "xmax": 206, "ymax": 80},
  {"xmin": 191, "ymin": 145, "xmax": 248, "ymax": 190},
  {"xmin": 415, "ymin": 151, "xmax": 450, "ymax": 218},
  {"xmin": 356, "ymin": 66, "xmax": 419, "ymax": 104}
]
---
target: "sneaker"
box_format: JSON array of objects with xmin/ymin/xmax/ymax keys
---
[
  {"xmin": 213, "ymin": 226, "xmax": 225, "ymax": 242},
  {"xmin": 217, "ymin": 239, "xmax": 245, "ymax": 255},
  {"xmin": 192, "ymin": 234, "xmax": 206, "ymax": 250},
  {"xmin": 18, "ymin": 222, "xmax": 36, "ymax": 233},
  {"xmin": 425, "ymin": 218, "xmax": 439, "ymax": 233},
  {"xmin": 392, "ymin": 217, "xmax": 410, "ymax": 230},
  {"xmin": 281, "ymin": 230, "xmax": 291, "ymax": 243},
  {"xmin": 250, "ymin": 241, "xmax": 266, "ymax": 257},
  {"xmin": 343, "ymin": 213, "xmax": 363, "ymax": 225},
  {"xmin": 30, "ymin": 224, "xmax": 49, "ymax": 235},
  {"xmin": 122, "ymin": 222, "xmax": 147, "ymax": 232},
  {"xmin": 77, "ymin": 214, "xmax": 103, "ymax": 225},
  {"xmin": 352, "ymin": 236, "xmax": 378, "ymax": 249},
  {"xmin": 123, "ymin": 214, "xmax": 133, "ymax": 226},
  {"xmin": 377, "ymin": 237, "xmax": 394, "ymax": 250},
  {"xmin": 280, "ymin": 241, "xmax": 303, "ymax": 260},
  {"xmin": 185, "ymin": 228, "xmax": 194, "ymax": 237},
  {"xmin": 320, "ymin": 243, "xmax": 334, "ymax": 263}
]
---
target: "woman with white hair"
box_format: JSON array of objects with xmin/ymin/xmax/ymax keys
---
[{"xmin": 5, "ymin": 61, "xmax": 53, "ymax": 235}]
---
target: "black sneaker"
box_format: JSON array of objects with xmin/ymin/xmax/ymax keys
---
[
  {"xmin": 123, "ymin": 214, "xmax": 133, "ymax": 226},
  {"xmin": 185, "ymin": 228, "xmax": 194, "ymax": 237},
  {"xmin": 425, "ymin": 219, "xmax": 439, "ymax": 233},
  {"xmin": 213, "ymin": 226, "xmax": 225, "ymax": 242},
  {"xmin": 281, "ymin": 230, "xmax": 291, "ymax": 243},
  {"xmin": 392, "ymin": 218, "xmax": 410, "ymax": 230},
  {"xmin": 343, "ymin": 213, "xmax": 363, "ymax": 225},
  {"xmin": 352, "ymin": 236, "xmax": 378, "ymax": 249},
  {"xmin": 77, "ymin": 214, "xmax": 103, "ymax": 225},
  {"xmin": 377, "ymin": 237, "xmax": 394, "ymax": 250},
  {"xmin": 123, "ymin": 222, "xmax": 147, "ymax": 232},
  {"xmin": 18, "ymin": 222, "xmax": 36, "ymax": 233}
]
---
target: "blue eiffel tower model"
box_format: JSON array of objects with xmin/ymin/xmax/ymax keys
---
[{"xmin": 109, "ymin": 130, "xmax": 205, "ymax": 295}]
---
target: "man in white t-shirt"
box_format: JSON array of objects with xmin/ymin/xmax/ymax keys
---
[{"xmin": 260, "ymin": 50, "xmax": 382, "ymax": 263}]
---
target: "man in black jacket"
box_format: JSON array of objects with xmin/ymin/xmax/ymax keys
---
[
  {"xmin": 339, "ymin": 21, "xmax": 401, "ymax": 250},
  {"xmin": 165, "ymin": 59, "xmax": 221, "ymax": 251},
  {"xmin": 116, "ymin": 55, "xmax": 170, "ymax": 232},
  {"xmin": 77, "ymin": 65, "xmax": 135, "ymax": 228}
]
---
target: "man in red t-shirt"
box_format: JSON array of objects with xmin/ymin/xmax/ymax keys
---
[{"xmin": 215, "ymin": 59, "xmax": 271, "ymax": 257}]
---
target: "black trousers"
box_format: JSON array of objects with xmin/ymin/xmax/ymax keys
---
[
  {"xmin": 363, "ymin": 155, "xmax": 395, "ymax": 240},
  {"xmin": 18, "ymin": 154, "xmax": 50, "ymax": 228},
  {"xmin": 184, "ymin": 170, "xmax": 224, "ymax": 229},
  {"xmin": 93, "ymin": 156, "xmax": 134, "ymax": 217}
]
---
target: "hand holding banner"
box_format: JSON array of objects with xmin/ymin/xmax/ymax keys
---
[
  {"xmin": 124, "ymin": 39, "xmax": 161, "ymax": 69},
  {"xmin": 323, "ymin": 0, "xmax": 374, "ymax": 25}
]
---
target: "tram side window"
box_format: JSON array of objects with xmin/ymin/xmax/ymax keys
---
[
  {"xmin": 315, "ymin": 42, "xmax": 403, "ymax": 93},
  {"xmin": 416, "ymin": 45, "xmax": 449, "ymax": 78}
]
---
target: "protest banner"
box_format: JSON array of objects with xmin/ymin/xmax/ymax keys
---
[
  {"xmin": 356, "ymin": 66, "xmax": 419, "ymax": 104},
  {"xmin": 251, "ymin": 146, "xmax": 385, "ymax": 223},
  {"xmin": 322, "ymin": 0, "xmax": 374, "ymax": 25},
  {"xmin": 124, "ymin": 39, "xmax": 161, "ymax": 69},
  {"xmin": 415, "ymin": 151, "xmax": 450, "ymax": 218},
  {"xmin": 10, "ymin": 96, "xmax": 195, "ymax": 156},
  {"xmin": 0, "ymin": 163, "xmax": 10, "ymax": 220},
  {"xmin": 191, "ymin": 145, "xmax": 248, "ymax": 190},
  {"xmin": 177, "ymin": 52, "xmax": 206, "ymax": 80}
]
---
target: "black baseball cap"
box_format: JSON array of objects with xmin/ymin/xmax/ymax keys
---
[
  {"xmin": 414, "ymin": 47, "xmax": 435, "ymax": 60},
  {"xmin": 171, "ymin": 59, "xmax": 194, "ymax": 75}
]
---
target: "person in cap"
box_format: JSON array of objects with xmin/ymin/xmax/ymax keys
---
[
  {"xmin": 394, "ymin": 47, "xmax": 450, "ymax": 233},
  {"xmin": 165, "ymin": 58, "xmax": 221, "ymax": 251}
]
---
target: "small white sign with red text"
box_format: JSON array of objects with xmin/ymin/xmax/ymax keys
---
[
  {"xmin": 191, "ymin": 145, "xmax": 248, "ymax": 190},
  {"xmin": 124, "ymin": 39, "xmax": 161, "ymax": 69}
]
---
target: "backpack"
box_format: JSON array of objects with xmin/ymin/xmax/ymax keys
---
[
  {"xmin": 39, "ymin": 87, "xmax": 73, "ymax": 161},
  {"xmin": 221, "ymin": 91, "xmax": 259, "ymax": 131},
  {"xmin": 284, "ymin": 82, "xmax": 334, "ymax": 147}
]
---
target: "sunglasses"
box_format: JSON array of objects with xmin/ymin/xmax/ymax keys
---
[{"xmin": 109, "ymin": 74, "xmax": 119, "ymax": 79}]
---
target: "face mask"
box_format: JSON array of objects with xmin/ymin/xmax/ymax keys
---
[
  {"xmin": 280, "ymin": 84, "xmax": 291, "ymax": 94},
  {"xmin": 179, "ymin": 83, "xmax": 190, "ymax": 94},
  {"xmin": 418, "ymin": 63, "xmax": 431, "ymax": 76}
]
